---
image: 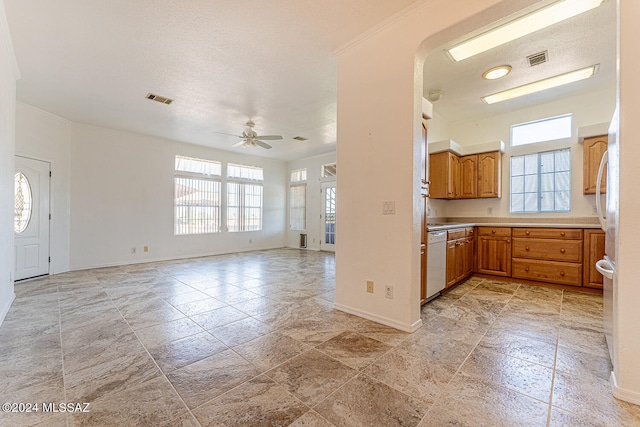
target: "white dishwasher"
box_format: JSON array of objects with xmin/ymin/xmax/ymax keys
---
[{"xmin": 426, "ymin": 230, "xmax": 447, "ymax": 301}]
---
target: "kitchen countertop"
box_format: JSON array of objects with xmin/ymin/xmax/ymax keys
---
[{"xmin": 427, "ymin": 220, "xmax": 602, "ymax": 231}]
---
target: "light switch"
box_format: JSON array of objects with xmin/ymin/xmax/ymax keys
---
[{"xmin": 383, "ymin": 201, "xmax": 396, "ymax": 215}]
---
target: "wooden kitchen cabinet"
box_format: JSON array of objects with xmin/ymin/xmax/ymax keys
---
[
  {"xmin": 584, "ymin": 229, "xmax": 606, "ymax": 289},
  {"xmin": 512, "ymin": 227, "xmax": 583, "ymax": 286},
  {"xmin": 459, "ymin": 155, "xmax": 477, "ymax": 198},
  {"xmin": 429, "ymin": 151, "xmax": 460, "ymax": 199},
  {"xmin": 478, "ymin": 151, "xmax": 502, "ymax": 198},
  {"xmin": 445, "ymin": 228, "xmax": 474, "ymax": 287},
  {"xmin": 446, "ymin": 240, "xmax": 458, "ymax": 287},
  {"xmin": 583, "ymin": 135, "xmax": 607, "ymax": 195},
  {"xmin": 476, "ymin": 227, "xmax": 511, "ymax": 277}
]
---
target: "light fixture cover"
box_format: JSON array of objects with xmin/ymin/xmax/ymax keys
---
[
  {"xmin": 446, "ymin": 0, "xmax": 603, "ymax": 62},
  {"xmin": 482, "ymin": 65, "xmax": 598, "ymax": 104},
  {"xmin": 483, "ymin": 65, "xmax": 512, "ymax": 80}
]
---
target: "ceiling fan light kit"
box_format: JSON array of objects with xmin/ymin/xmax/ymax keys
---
[
  {"xmin": 481, "ymin": 64, "xmax": 598, "ymax": 104},
  {"xmin": 229, "ymin": 120, "xmax": 283, "ymax": 150},
  {"xmin": 446, "ymin": 0, "xmax": 604, "ymax": 62}
]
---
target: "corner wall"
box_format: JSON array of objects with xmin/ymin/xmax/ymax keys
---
[{"xmin": 0, "ymin": 0, "xmax": 19, "ymax": 324}]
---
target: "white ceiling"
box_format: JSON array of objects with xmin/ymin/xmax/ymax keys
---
[
  {"xmin": 4, "ymin": 0, "xmax": 417, "ymax": 161},
  {"xmin": 423, "ymin": 0, "xmax": 617, "ymax": 123},
  {"xmin": 5, "ymin": 1, "xmax": 617, "ymax": 161}
]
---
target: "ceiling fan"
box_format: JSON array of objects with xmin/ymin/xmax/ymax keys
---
[{"xmin": 230, "ymin": 120, "xmax": 283, "ymax": 149}]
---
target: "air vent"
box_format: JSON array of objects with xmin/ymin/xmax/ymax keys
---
[
  {"xmin": 146, "ymin": 93, "xmax": 174, "ymax": 105},
  {"xmin": 293, "ymin": 136, "xmax": 308, "ymax": 141},
  {"xmin": 527, "ymin": 51, "xmax": 548, "ymax": 67}
]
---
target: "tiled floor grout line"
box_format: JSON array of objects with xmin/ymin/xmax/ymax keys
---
[{"xmin": 55, "ymin": 285, "xmax": 71, "ymax": 427}]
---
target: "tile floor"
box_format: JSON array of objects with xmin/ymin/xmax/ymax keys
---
[{"xmin": 1, "ymin": 249, "xmax": 639, "ymax": 426}]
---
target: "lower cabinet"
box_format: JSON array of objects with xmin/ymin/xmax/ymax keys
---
[
  {"xmin": 584, "ymin": 229, "xmax": 606, "ymax": 289},
  {"xmin": 476, "ymin": 227, "xmax": 511, "ymax": 277},
  {"xmin": 446, "ymin": 228, "xmax": 474, "ymax": 288}
]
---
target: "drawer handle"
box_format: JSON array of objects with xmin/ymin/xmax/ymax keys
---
[
  {"xmin": 525, "ymin": 267, "xmax": 530, "ymax": 272},
  {"xmin": 525, "ymin": 246, "xmax": 530, "ymax": 251},
  {"xmin": 560, "ymin": 232, "xmax": 565, "ymax": 237},
  {"xmin": 560, "ymin": 271, "xmax": 565, "ymax": 276},
  {"xmin": 560, "ymin": 248, "xmax": 566, "ymax": 254},
  {"xmin": 525, "ymin": 231, "xmax": 530, "ymax": 235},
  {"xmin": 492, "ymin": 230, "xmax": 496, "ymax": 234}
]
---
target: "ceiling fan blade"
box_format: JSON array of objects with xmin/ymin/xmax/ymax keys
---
[
  {"xmin": 213, "ymin": 131, "xmax": 242, "ymax": 137},
  {"xmin": 255, "ymin": 135, "xmax": 283, "ymax": 141},
  {"xmin": 232, "ymin": 140, "xmax": 247, "ymax": 147},
  {"xmin": 254, "ymin": 140, "xmax": 272, "ymax": 149}
]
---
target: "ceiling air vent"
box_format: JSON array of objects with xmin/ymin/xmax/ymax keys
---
[
  {"xmin": 146, "ymin": 93, "xmax": 174, "ymax": 105},
  {"xmin": 293, "ymin": 136, "xmax": 308, "ymax": 141},
  {"xmin": 527, "ymin": 51, "xmax": 548, "ymax": 67}
]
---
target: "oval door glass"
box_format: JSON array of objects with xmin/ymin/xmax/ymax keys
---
[{"xmin": 14, "ymin": 172, "xmax": 33, "ymax": 234}]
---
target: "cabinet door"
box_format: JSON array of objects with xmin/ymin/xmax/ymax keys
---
[
  {"xmin": 583, "ymin": 135, "xmax": 607, "ymax": 195},
  {"xmin": 446, "ymin": 240, "xmax": 457, "ymax": 287},
  {"xmin": 459, "ymin": 155, "xmax": 478, "ymax": 199},
  {"xmin": 477, "ymin": 235, "xmax": 511, "ymax": 276},
  {"xmin": 455, "ymin": 240, "xmax": 465, "ymax": 282},
  {"xmin": 448, "ymin": 153, "xmax": 460, "ymax": 199},
  {"xmin": 584, "ymin": 229, "xmax": 606, "ymax": 289},
  {"xmin": 464, "ymin": 237, "xmax": 474, "ymax": 276},
  {"xmin": 428, "ymin": 152, "xmax": 449, "ymax": 199},
  {"xmin": 478, "ymin": 152, "xmax": 502, "ymax": 198}
]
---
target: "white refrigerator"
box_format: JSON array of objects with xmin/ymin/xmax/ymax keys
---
[{"xmin": 595, "ymin": 109, "xmax": 619, "ymax": 364}]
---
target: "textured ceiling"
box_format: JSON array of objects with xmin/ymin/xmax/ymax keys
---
[
  {"xmin": 4, "ymin": 0, "xmax": 418, "ymax": 161},
  {"xmin": 423, "ymin": 0, "xmax": 617, "ymax": 123},
  {"xmin": 5, "ymin": 1, "xmax": 618, "ymax": 161}
]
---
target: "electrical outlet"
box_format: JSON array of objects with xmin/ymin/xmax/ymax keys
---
[
  {"xmin": 487, "ymin": 207, "xmax": 493, "ymax": 215},
  {"xmin": 144, "ymin": 246, "xmax": 149, "ymax": 252},
  {"xmin": 249, "ymin": 239, "xmax": 253, "ymax": 244},
  {"xmin": 385, "ymin": 285, "xmax": 393, "ymax": 299},
  {"xmin": 366, "ymin": 280, "xmax": 374, "ymax": 293},
  {"xmin": 592, "ymin": 205, "xmax": 598, "ymax": 215},
  {"xmin": 131, "ymin": 247, "xmax": 136, "ymax": 254}
]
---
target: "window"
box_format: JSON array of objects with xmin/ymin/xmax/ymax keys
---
[
  {"xmin": 289, "ymin": 168, "xmax": 307, "ymax": 230},
  {"xmin": 510, "ymin": 148, "xmax": 571, "ymax": 213},
  {"xmin": 227, "ymin": 163, "xmax": 264, "ymax": 232},
  {"xmin": 174, "ymin": 156, "xmax": 221, "ymax": 235},
  {"xmin": 511, "ymin": 114, "xmax": 572, "ymax": 147},
  {"xmin": 290, "ymin": 168, "xmax": 307, "ymax": 182},
  {"xmin": 14, "ymin": 172, "xmax": 33, "ymax": 234},
  {"xmin": 322, "ymin": 163, "xmax": 337, "ymax": 178}
]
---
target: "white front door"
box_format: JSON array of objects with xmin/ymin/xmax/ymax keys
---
[
  {"xmin": 14, "ymin": 156, "xmax": 50, "ymax": 281},
  {"xmin": 320, "ymin": 182, "xmax": 336, "ymax": 252}
]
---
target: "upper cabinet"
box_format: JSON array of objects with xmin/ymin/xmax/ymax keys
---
[
  {"xmin": 429, "ymin": 150, "xmax": 501, "ymax": 200},
  {"xmin": 583, "ymin": 135, "xmax": 607, "ymax": 194},
  {"xmin": 478, "ymin": 151, "xmax": 502, "ymax": 198}
]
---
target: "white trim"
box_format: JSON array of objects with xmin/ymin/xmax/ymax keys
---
[
  {"xmin": 610, "ymin": 371, "xmax": 640, "ymax": 405},
  {"xmin": 0, "ymin": 0, "xmax": 20, "ymax": 79},
  {"xmin": 333, "ymin": 302, "xmax": 423, "ymax": 333},
  {"xmin": 0, "ymin": 292, "xmax": 16, "ymax": 327}
]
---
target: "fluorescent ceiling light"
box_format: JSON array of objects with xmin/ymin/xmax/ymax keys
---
[
  {"xmin": 482, "ymin": 65, "xmax": 598, "ymax": 104},
  {"xmin": 446, "ymin": 0, "xmax": 603, "ymax": 62}
]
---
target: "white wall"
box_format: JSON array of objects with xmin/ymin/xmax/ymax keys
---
[
  {"xmin": 69, "ymin": 123, "xmax": 287, "ymax": 270},
  {"xmin": 285, "ymin": 151, "xmax": 336, "ymax": 250},
  {"xmin": 0, "ymin": 0, "xmax": 19, "ymax": 325},
  {"xmin": 429, "ymin": 87, "xmax": 615, "ymax": 219},
  {"xmin": 15, "ymin": 106, "xmax": 287, "ymax": 271},
  {"xmin": 15, "ymin": 103, "xmax": 72, "ymax": 274}
]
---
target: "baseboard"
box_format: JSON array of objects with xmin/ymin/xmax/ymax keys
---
[
  {"xmin": 611, "ymin": 371, "xmax": 640, "ymax": 405},
  {"xmin": 333, "ymin": 303, "xmax": 423, "ymax": 333},
  {"xmin": 0, "ymin": 292, "xmax": 16, "ymax": 327}
]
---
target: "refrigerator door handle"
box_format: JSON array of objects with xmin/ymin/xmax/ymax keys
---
[
  {"xmin": 595, "ymin": 258, "xmax": 614, "ymax": 279},
  {"xmin": 596, "ymin": 150, "xmax": 608, "ymax": 232}
]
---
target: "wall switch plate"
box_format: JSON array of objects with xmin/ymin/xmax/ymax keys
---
[
  {"xmin": 385, "ymin": 285, "xmax": 393, "ymax": 299},
  {"xmin": 131, "ymin": 247, "xmax": 136, "ymax": 254},
  {"xmin": 367, "ymin": 280, "xmax": 374, "ymax": 293},
  {"xmin": 382, "ymin": 201, "xmax": 396, "ymax": 215}
]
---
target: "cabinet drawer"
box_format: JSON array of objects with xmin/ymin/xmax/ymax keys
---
[
  {"xmin": 477, "ymin": 227, "xmax": 511, "ymax": 237},
  {"xmin": 512, "ymin": 258, "xmax": 582, "ymax": 286},
  {"xmin": 447, "ymin": 228, "xmax": 466, "ymax": 240},
  {"xmin": 512, "ymin": 238, "xmax": 583, "ymax": 262},
  {"xmin": 512, "ymin": 228, "xmax": 582, "ymax": 240}
]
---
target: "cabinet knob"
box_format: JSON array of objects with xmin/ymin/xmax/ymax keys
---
[
  {"xmin": 560, "ymin": 232, "xmax": 565, "ymax": 237},
  {"xmin": 525, "ymin": 267, "xmax": 530, "ymax": 272},
  {"xmin": 560, "ymin": 271, "xmax": 565, "ymax": 276},
  {"xmin": 491, "ymin": 230, "xmax": 496, "ymax": 234},
  {"xmin": 525, "ymin": 246, "xmax": 530, "ymax": 251},
  {"xmin": 560, "ymin": 248, "xmax": 566, "ymax": 254},
  {"xmin": 525, "ymin": 230, "xmax": 530, "ymax": 235}
]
